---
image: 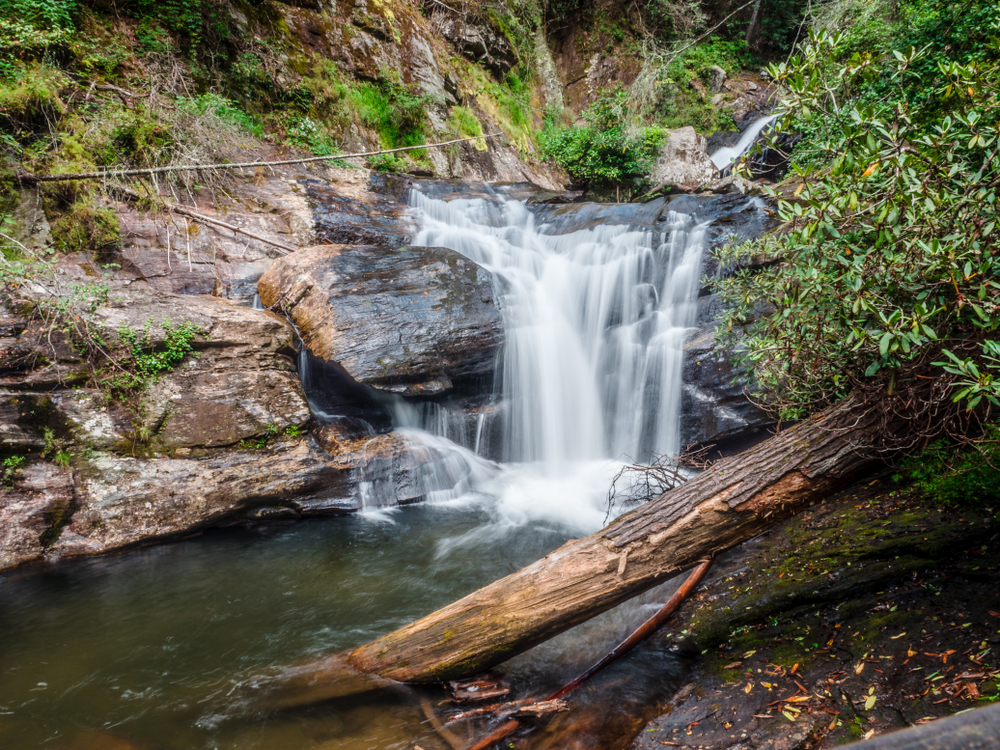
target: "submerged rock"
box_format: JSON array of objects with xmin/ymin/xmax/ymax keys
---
[{"xmin": 258, "ymin": 244, "xmax": 503, "ymax": 396}]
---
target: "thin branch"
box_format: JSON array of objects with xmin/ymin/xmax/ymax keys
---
[
  {"xmin": 110, "ymin": 185, "xmax": 297, "ymax": 254},
  {"xmin": 16, "ymin": 133, "xmax": 503, "ymax": 184},
  {"xmin": 655, "ymin": 0, "xmax": 760, "ymax": 70}
]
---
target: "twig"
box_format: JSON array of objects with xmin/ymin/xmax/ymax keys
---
[
  {"xmin": 111, "ymin": 184, "xmax": 296, "ymax": 254},
  {"xmin": 654, "ymin": 0, "xmax": 760, "ymax": 71},
  {"xmin": 420, "ymin": 697, "xmax": 465, "ymax": 750},
  {"xmin": 459, "ymin": 560, "xmax": 714, "ymax": 750},
  {"xmin": 423, "ymin": 0, "xmax": 463, "ymax": 14},
  {"xmin": 16, "ymin": 134, "xmax": 503, "ymax": 184},
  {"xmin": 184, "ymin": 218, "xmax": 192, "ymax": 272}
]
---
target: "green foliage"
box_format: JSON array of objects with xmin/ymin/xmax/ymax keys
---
[
  {"xmin": 348, "ymin": 80, "xmax": 429, "ymax": 152},
  {"xmin": 714, "ymin": 24, "xmax": 1000, "ymax": 418},
  {"xmin": 894, "ymin": 424, "xmax": 1000, "ymax": 507},
  {"xmin": 0, "ymin": 0, "xmax": 78, "ymax": 72},
  {"xmin": 667, "ymin": 36, "xmax": 756, "ymax": 82},
  {"xmin": 447, "ymin": 105, "xmax": 486, "ymax": 150},
  {"xmin": 1, "ymin": 455, "xmax": 25, "ymax": 487},
  {"xmin": 538, "ymin": 91, "xmax": 664, "ymax": 190},
  {"xmin": 127, "ymin": 0, "xmax": 207, "ymax": 47},
  {"xmin": 285, "ymin": 115, "xmax": 338, "ymax": 156},
  {"xmin": 284, "ymin": 424, "xmax": 302, "ymax": 438},
  {"xmin": 175, "ymin": 94, "xmax": 262, "ymax": 138},
  {"xmin": 0, "ymin": 64, "xmax": 67, "ymax": 134},
  {"xmin": 41, "ymin": 427, "xmax": 71, "ymax": 467},
  {"xmin": 50, "ymin": 199, "xmax": 121, "ymax": 256},
  {"xmin": 237, "ymin": 421, "xmax": 282, "ymax": 450},
  {"xmin": 108, "ymin": 318, "xmax": 199, "ymax": 395}
]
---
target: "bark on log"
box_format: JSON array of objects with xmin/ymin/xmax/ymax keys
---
[
  {"xmin": 341, "ymin": 396, "xmax": 880, "ymax": 684},
  {"xmin": 839, "ymin": 702, "xmax": 1000, "ymax": 749}
]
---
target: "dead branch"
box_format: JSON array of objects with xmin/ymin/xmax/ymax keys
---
[
  {"xmin": 16, "ymin": 134, "xmax": 503, "ymax": 184},
  {"xmin": 110, "ymin": 185, "xmax": 296, "ymax": 255}
]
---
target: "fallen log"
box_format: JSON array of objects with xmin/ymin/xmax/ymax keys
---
[
  {"xmin": 339, "ymin": 396, "xmax": 880, "ymax": 684},
  {"xmin": 839, "ymin": 702, "xmax": 1000, "ymax": 749}
]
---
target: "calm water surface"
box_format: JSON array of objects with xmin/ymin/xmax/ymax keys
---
[{"xmin": 0, "ymin": 487, "xmax": 684, "ymax": 750}]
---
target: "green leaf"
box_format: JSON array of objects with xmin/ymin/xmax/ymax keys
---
[{"xmin": 879, "ymin": 332, "xmax": 893, "ymax": 357}]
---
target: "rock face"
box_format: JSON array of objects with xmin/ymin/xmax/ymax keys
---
[
  {"xmin": 89, "ymin": 290, "xmax": 312, "ymax": 450},
  {"xmin": 432, "ymin": 12, "xmax": 519, "ymax": 81},
  {"xmin": 649, "ymin": 127, "xmax": 722, "ymax": 190},
  {"xmin": 680, "ymin": 322, "xmax": 774, "ymax": 456},
  {"xmin": 258, "ymin": 244, "xmax": 503, "ymax": 395}
]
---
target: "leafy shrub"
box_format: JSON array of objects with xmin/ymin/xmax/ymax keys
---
[
  {"xmin": 538, "ymin": 91, "xmax": 664, "ymax": 189},
  {"xmin": 108, "ymin": 318, "xmax": 199, "ymax": 395},
  {"xmin": 1, "ymin": 455, "xmax": 25, "ymax": 487},
  {"xmin": 714, "ymin": 23, "xmax": 1000, "ymax": 425},
  {"xmin": 348, "ymin": 80, "xmax": 428, "ymax": 151},
  {"xmin": 285, "ymin": 115, "xmax": 338, "ymax": 156}
]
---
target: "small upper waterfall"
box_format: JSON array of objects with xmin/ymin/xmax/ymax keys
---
[
  {"xmin": 710, "ymin": 114, "xmax": 778, "ymax": 171},
  {"xmin": 406, "ymin": 189, "xmax": 708, "ymax": 467}
]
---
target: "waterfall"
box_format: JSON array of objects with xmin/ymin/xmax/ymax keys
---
[
  {"xmin": 407, "ymin": 189, "xmax": 708, "ymax": 467},
  {"xmin": 710, "ymin": 114, "xmax": 778, "ymax": 172}
]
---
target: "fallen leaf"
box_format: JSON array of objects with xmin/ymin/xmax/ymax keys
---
[
  {"xmin": 890, "ymin": 632, "xmax": 906, "ymax": 640},
  {"xmin": 864, "ymin": 729, "xmax": 875, "ymax": 740},
  {"xmin": 988, "ymin": 611, "xmax": 1000, "ymax": 619},
  {"xmin": 865, "ymin": 695, "xmax": 876, "ymax": 710},
  {"xmin": 908, "ymin": 647, "xmax": 917, "ymax": 658},
  {"xmin": 745, "ymin": 683, "xmax": 753, "ymax": 694},
  {"xmin": 855, "ymin": 662, "xmax": 865, "ymax": 675},
  {"xmin": 744, "ymin": 650, "xmax": 757, "ymax": 658},
  {"xmin": 782, "ymin": 710, "xmax": 797, "ymax": 722},
  {"xmin": 724, "ymin": 661, "xmax": 743, "ymax": 669},
  {"xmin": 967, "ymin": 683, "xmax": 981, "ymax": 699}
]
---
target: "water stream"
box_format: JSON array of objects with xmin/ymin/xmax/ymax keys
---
[{"xmin": 0, "ymin": 183, "xmax": 766, "ymax": 750}]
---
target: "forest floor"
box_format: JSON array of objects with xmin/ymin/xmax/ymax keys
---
[{"xmin": 627, "ymin": 472, "xmax": 1000, "ymax": 750}]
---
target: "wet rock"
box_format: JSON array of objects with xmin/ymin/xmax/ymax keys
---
[
  {"xmin": 0, "ymin": 462, "xmax": 76, "ymax": 571},
  {"xmin": 258, "ymin": 244, "xmax": 503, "ymax": 396},
  {"xmin": 305, "ymin": 178, "xmax": 416, "ymax": 247},
  {"xmin": 313, "ymin": 427, "xmax": 475, "ymax": 508},
  {"xmin": 48, "ymin": 437, "xmax": 351, "ymax": 561},
  {"xmin": 680, "ymin": 322, "xmax": 774, "ymax": 456},
  {"xmin": 649, "ymin": 127, "xmax": 722, "ymax": 191}
]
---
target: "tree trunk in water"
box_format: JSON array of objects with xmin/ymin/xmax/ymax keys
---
[{"xmin": 339, "ymin": 397, "xmax": 881, "ymax": 684}]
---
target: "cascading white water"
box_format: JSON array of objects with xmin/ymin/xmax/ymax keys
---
[
  {"xmin": 405, "ymin": 190, "xmax": 708, "ymax": 468},
  {"xmin": 710, "ymin": 114, "xmax": 778, "ymax": 171}
]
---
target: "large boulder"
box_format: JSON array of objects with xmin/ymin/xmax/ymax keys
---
[
  {"xmin": 258, "ymin": 244, "xmax": 503, "ymax": 396},
  {"xmin": 649, "ymin": 127, "xmax": 722, "ymax": 190}
]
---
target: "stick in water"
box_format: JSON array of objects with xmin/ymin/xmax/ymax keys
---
[{"xmin": 462, "ymin": 559, "xmax": 713, "ymax": 750}]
